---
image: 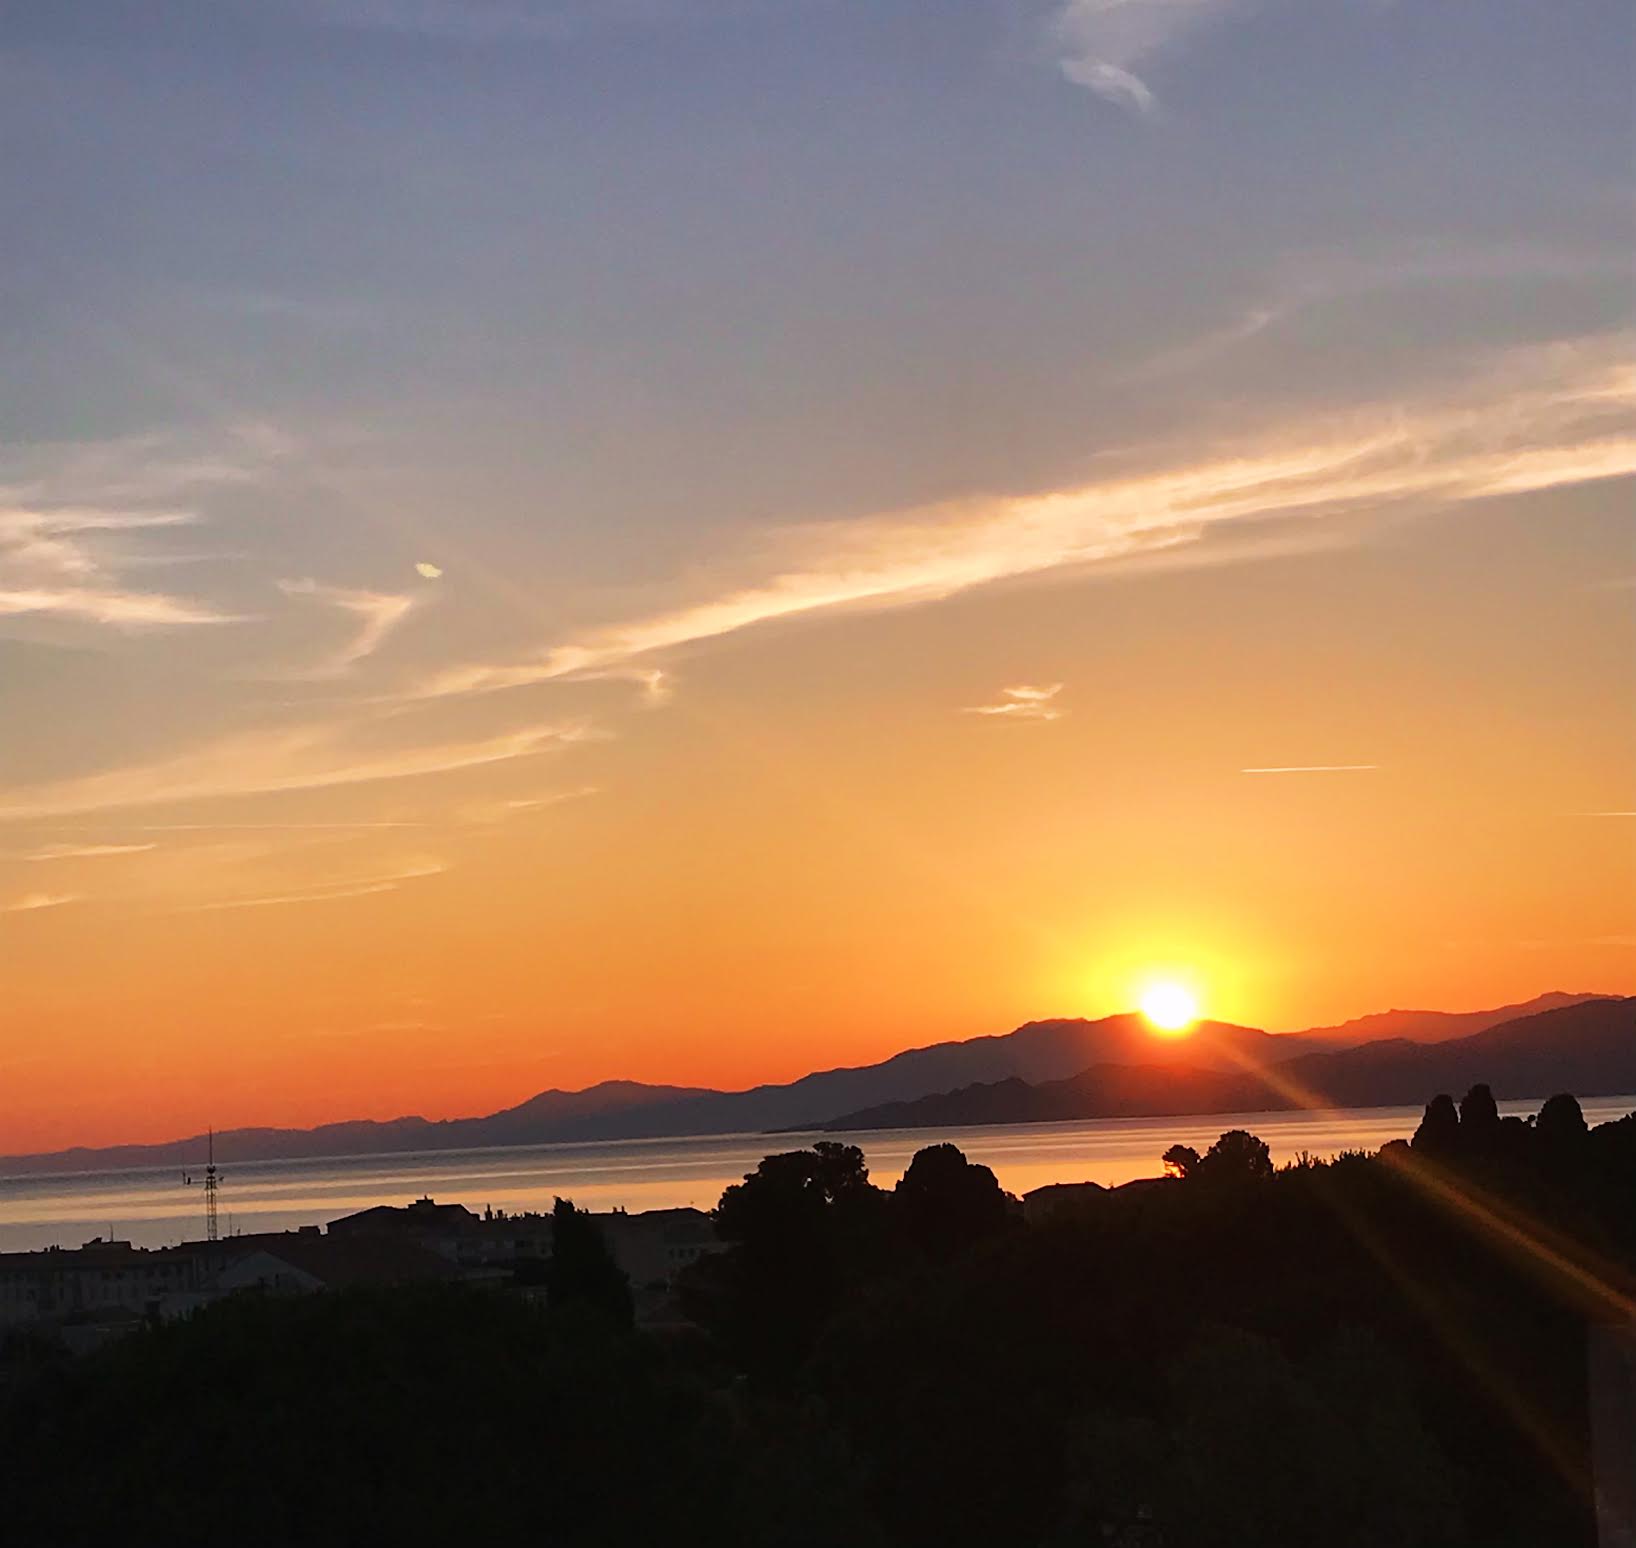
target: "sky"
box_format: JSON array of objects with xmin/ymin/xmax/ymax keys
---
[{"xmin": 1, "ymin": 0, "xmax": 1632, "ymax": 1152}]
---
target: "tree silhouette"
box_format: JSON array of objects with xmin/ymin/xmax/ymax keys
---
[
  {"xmin": 716, "ymin": 1142, "xmax": 878, "ymax": 1253},
  {"xmin": 704, "ymin": 1143, "xmax": 887, "ymax": 1378},
  {"xmin": 1535, "ymin": 1092, "xmax": 1588, "ymax": 1146},
  {"xmin": 1162, "ymin": 1143, "xmax": 1201, "ymax": 1179},
  {"xmin": 547, "ymin": 1197, "xmax": 634, "ymax": 1328},
  {"xmin": 1411, "ymin": 1094, "xmax": 1461, "ymax": 1156},
  {"xmin": 1192, "ymin": 1129, "xmax": 1273, "ymax": 1184},
  {"xmin": 892, "ymin": 1143, "xmax": 1012, "ymax": 1259},
  {"xmin": 1459, "ymin": 1083, "xmax": 1501, "ymax": 1151}
]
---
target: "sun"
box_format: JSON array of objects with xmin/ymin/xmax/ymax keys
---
[{"xmin": 1140, "ymin": 982, "xmax": 1199, "ymax": 1035}]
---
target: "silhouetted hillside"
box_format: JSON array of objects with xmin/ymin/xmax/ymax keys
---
[
  {"xmin": 3, "ymin": 994, "xmax": 1625, "ymax": 1173},
  {"xmin": 818, "ymin": 998, "xmax": 1636, "ymax": 1131},
  {"xmin": 0, "ymin": 1015, "xmax": 1278, "ymax": 1172},
  {"xmin": 1291, "ymin": 990, "xmax": 1605, "ymax": 1046},
  {"xmin": 0, "ymin": 1080, "xmax": 715, "ymax": 1175},
  {"xmin": 583, "ymin": 1013, "xmax": 1284, "ymax": 1139}
]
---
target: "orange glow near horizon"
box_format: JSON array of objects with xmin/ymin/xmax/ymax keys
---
[{"xmin": 0, "ymin": 429, "xmax": 1631, "ymax": 1156}]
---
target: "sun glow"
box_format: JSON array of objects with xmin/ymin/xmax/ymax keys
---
[{"xmin": 1141, "ymin": 982, "xmax": 1199, "ymax": 1034}]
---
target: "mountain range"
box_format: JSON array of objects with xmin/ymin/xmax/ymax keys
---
[
  {"xmin": 817, "ymin": 998, "xmax": 1636, "ymax": 1131},
  {"xmin": 0, "ymin": 991, "xmax": 1623, "ymax": 1175}
]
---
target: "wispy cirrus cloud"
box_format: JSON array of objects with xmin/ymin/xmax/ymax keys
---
[
  {"xmin": 0, "ymin": 508, "xmax": 239, "ymax": 627},
  {"xmin": 409, "ymin": 337, "xmax": 1636, "ymax": 703},
  {"xmin": 0, "ymin": 720, "xmax": 591, "ymax": 822},
  {"xmin": 1052, "ymin": 0, "xmax": 1238, "ymax": 114},
  {"xmin": 21, "ymin": 842, "xmax": 158, "ymax": 860},
  {"xmin": 1241, "ymin": 764, "xmax": 1379, "ymax": 775},
  {"xmin": 0, "ymin": 426, "xmax": 288, "ymax": 630},
  {"xmin": 105, "ymin": 821, "xmax": 428, "ymax": 833},
  {"xmin": 458, "ymin": 784, "xmax": 601, "ymax": 823},
  {"xmin": 2, "ymin": 425, "xmax": 286, "ymax": 508},
  {"xmin": 2, "ymin": 892, "xmax": 79, "ymax": 914},
  {"xmin": 277, "ymin": 579, "xmax": 418, "ymax": 676},
  {"xmin": 180, "ymin": 858, "xmax": 447, "ymax": 912},
  {"xmin": 965, "ymin": 684, "xmax": 1066, "ymax": 721}
]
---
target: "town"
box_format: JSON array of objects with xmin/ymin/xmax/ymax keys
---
[{"xmin": 0, "ymin": 1196, "xmax": 724, "ymax": 1350}]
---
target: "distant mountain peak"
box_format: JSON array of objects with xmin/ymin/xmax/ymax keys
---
[{"xmin": 1291, "ymin": 991, "xmax": 1615, "ymax": 1046}]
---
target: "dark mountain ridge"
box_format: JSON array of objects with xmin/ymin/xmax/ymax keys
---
[
  {"xmin": 0, "ymin": 1014, "xmax": 1279, "ymax": 1174},
  {"xmin": 1289, "ymin": 990, "xmax": 1604, "ymax": 1045},
  {"xmin": 2, "ymin": 992, "xmax": 1624, "ymax": 1175},
  {"xmin": 816, "ymin": 998, "xmax": 1636, "ymax": 1132}
]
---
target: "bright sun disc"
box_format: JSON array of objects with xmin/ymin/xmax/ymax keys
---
[{"xmin": 1141, "ymin": 983, "xmax": 1198, "ymax": 1033}]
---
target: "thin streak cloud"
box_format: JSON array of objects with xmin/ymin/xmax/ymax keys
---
[
  {"xmin": 0, "ymin": 722, "xmax": 590, "ymax": 822},
  {"xmin": 1241, "ymin": 765, "xmax": 1380, "ymax": 775},
  {"xmin": 2, "ymin": 892, "xmax": 79, "ymax": 913},
  {"xmin": 0, "ymin": 509, "xmax": 237, "ymax": 627},
  {"xmin": 458, "ymin": 784, "xmax": 601, "ymax": 823},
  {"xmin": 182, "ymin": 859, "xmax": 448, "ymax": 912},
  {"xmin": 412, "ymin": 340, "xmax": 1636, "ymax": 702},
  {"xmin": 22, "ymin": 843, "xmax": 158, "ymax": 860},
  {"xmin": 278, "ymin": 579, "xmax": 418, "ymax": 676},
  {"xmin": 0, "ymin": 428, "xmax": 287, "ymax": 629},
  {"xmin": 965, "ymin": 684, "xmax": 1066, "ymax": 721},
  {"xmin": 121, "ymin": 821, "xmax": 429, "ymax": 832}
]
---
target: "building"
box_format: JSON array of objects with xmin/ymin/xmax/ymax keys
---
[
  {"xmin": 0, "ymin": 1239, "xmax": 209, "ymax": 1328},
  {"xmin": 594, "ymin": 1207, "xmax": 723, "ymax": 1290},
  {"xmin": 327, "ymin": 1196, "xmax": 553, "ymax": 1267},
  {"xmin": 1, "ymin": 1197, "xmax": 722, "ymax": 1344},
  {"xmin": 209, "ymin": 1234, "xmax": 463, "ymax": 1296},
  {"xmin": 1022, "ymin": 1181, "xmax": 1107, "ymax": 1225},
  {"xmin": 0, "ymin": 1226, "xmax": 457, "ymax": 1332}
]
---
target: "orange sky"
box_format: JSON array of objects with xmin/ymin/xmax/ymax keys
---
[
  {"xmin": 2, "ymin": 3, "xmax": 1632, "ymax": 1154},
  {"xmin": 3, "ymin": 461, "xmax": 1631, "ymax": 1152}
]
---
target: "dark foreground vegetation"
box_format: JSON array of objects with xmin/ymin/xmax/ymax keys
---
[{"xmin": 2, "ymin": 1089, "xmax": 1631, "ymax": 1548}]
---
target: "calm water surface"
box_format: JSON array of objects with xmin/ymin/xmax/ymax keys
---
[{"xmin": 4, "ymin": 1096, "xmax": 1632, "ymax": 1252}]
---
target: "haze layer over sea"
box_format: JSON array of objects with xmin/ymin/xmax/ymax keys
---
[{"xmin": 5, "ymin": 1097, "xmax": 1632, "ymax": 1253}]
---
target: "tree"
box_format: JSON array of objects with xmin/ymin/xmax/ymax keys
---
[
  {"xmin": 1162, "ymin": 1144, "xmax": 1201, "ymax": 1180},
  {"xmin": 1459, "ymin": 1084, "xmax": 1501, "ymax": 1151},
  {"xmin": 893, "ymin": 1143, "xmax": 1013, "ymax": 1260},
  {"xmin": 1535, "ymin": 1093, "xmax": 1588, "ymax": 1147},
  {"xmin": 547, "ymin": 1197, "xmax": 634, "ymax": 1328},
  {"xmin": 1411, "ymin": 1094, "xmax": 1460, "ymax": 1157},
  {"xmin": 704, "ymin": 1144, "xmax": 887, "ymax": 1378},
  {"xmin": 715, "ymin": 1142, "xmax": 877, "ymax": 1253},
  {"xmin": 1156, "ymin": 1328, "xmax": 1461, "ymax": 1547},
  {"xmin": 1192, "ymin": 1129, "xmax": 1273, "ymax": 1185}
]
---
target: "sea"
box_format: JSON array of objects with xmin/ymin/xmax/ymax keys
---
[{"xmin": 4, "ymin": 1095, "xmax": 1632, "ymax": 1253}]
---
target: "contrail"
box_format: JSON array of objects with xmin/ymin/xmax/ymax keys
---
[{"xmin": 1240, "ymin": 764, "xmax": 1379, "ymax": 775}]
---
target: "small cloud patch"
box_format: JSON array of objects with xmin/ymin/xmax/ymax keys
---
[
  {"xmin": 965, "ymin": 684, "xmax": 1065, "ymax": 721},
  {"xmin": 4, "ymin": 892, "xmax": 79, "ymax": 913}
]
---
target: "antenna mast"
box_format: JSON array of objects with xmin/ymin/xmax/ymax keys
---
[{"xmin": 204, "ymin": 1128, "xmax": 219, "ymax": 1242}]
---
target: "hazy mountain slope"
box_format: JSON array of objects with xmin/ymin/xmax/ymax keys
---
[
  {"xmin": 0, "ymin": 1015, "xmax": 1278, "ymax": 1169},
  {"xmin": 1278, "ymin": 996, "xmax": 1636, "ymax": 1104},
  {"xmin": 6, "ymin": 996, "xmax": 1626, "ymax": 1173},
  {"xmin": 0, "ymin": 1081, "xmax": 714, "ymax": 1176},
  {"xmin": 1289, "ymin": 991, "xmax": 1605, "ymax": 1046},
  {"xmin": 519, "ymin": 1015, "xmax": 1286, "ymax": 1140},
  {"xmin": 817, "ymin": 998, "xmax": 1636, "ymax": 1132}
]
